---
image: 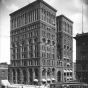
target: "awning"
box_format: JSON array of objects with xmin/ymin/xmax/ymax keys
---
[
  {"xmin": 64, "ymin": 69, "xmax": 67, "ymax": 72},
  {"xmin": 67, "ymin": 76, "xmax": 70, "ymax": 79},
  {"xmin": 70, "ymin": 70, "xmax": 72, "ymax": 72},
  {"xmin": 1, "ymin": 80, "xmax": 10, "ymax": 86},
  {"xmin": 51, "ymin": 78, "xmax": 55, "ymax": 81},
  {"xmin": 70, "ymin": 76, "xmax": 72, "ymax": 79},
  {"xmin": 67, "ymin": 70, "xmax": 69, "ymax": 72},
  {"xmin": 66, "ymin": 77, "xmax": 69, "ymax": 79},
  {"xmin": 47, "ymin": 78, "xmax": 51, "ymax": 81},
  {"xmin": 34, "ymin": 79, "xmax": 38, "ymax": 82},
  {"xmin": 67, "ymin": 63, "xmax": 70, "ymax": 65},
  {"xmin": 42, "ymin": 79, "xmax": 46, "ymax": 82},
  {"xmin": 8, "ymin": 85, "xmax": 20, "ymax": 88},
  {"xmin": 67, "ymin": 57, "xmax": 70, "ymax": 59}
]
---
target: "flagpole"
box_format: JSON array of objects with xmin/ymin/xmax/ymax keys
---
[{"xmin": 82, "ymin": 5, "xmax": 83, "ymax": 33}]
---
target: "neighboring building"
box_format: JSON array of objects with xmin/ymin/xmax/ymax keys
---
[
  {"xmin": 9, "ymin": 0, "xmax": 57, "ymax": 85},
  {"xmin": 0, "ymin": 63, "xmax": 8, "ymax": 81},
  {"xmin": 74, "ymin": 32, "xmax": 88, "ymax": 84},
  {"xmin": 73, "ymin": 62, "xmax": 76, "ymax": 80},
  {"xmin": 56, "ymin": 15, "xmax": 73, "ymax": 82}
]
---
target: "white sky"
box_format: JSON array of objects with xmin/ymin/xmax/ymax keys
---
[{"xmin": 0, "ymin": 0, "xmax": 88, "ymax": 64}]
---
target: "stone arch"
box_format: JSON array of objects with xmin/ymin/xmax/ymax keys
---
[
  {"xmin": 42, "ymin": 68, "xmax": 46, "ymax": 76},
  {"xmin": 34, "ymin": 68, "xmax": 38, "ymax": 79},
  {"xmin": 11, "ymin": 42, "xmax": 15, "ymax": 48},
  {"xmin": 52, "ymin": 68, "xmax": 55, "ymax": 77},
  {"xmin": 22, "ymin": 40, "xmax": 26, "ymax": 46},
  {"xmin": 57, "ymin": 71, "xmax": 61, "ymax": 82},
  {"xmin": 17, "ymin": 69, "xmax": 20, "ymax": 83},
  {"xmin": 16, "ymin": 42, "xmax": 19, "ymax": 47},
  {"xmin": 47, "ymin": 68, "xmax": 51, "ymax": 77},
  {"xmin": 34, "ymin": 38, "xmax": 38, "ymax": 43}
]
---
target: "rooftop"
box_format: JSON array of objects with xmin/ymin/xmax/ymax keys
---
[
  {"xmin": 10, "ymin": 0, "xmax": 57, "ymax": 16},
  {"xmin": 74, "ymin": 32, "xmax": 88, "ymax": 39},
  {"xmin": 0, "ymin": 62, "xmax": 8, "ymax": 69},
  {"xmin": 57, "ymin": 14, "xmax": 73, "ymax": 23}
]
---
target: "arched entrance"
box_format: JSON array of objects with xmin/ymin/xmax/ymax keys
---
[
  {"xmin": 29, "ymin": 68, "xmax": 33, "ymax": 83},
  {"xmin": 34, "ymin": 68, "xmax": 38, "ymax": 79},
  {"xmin": 57, "ymin": 71, "xmax": 61, "ymax": 82},
  {"xmin": 23, "ymin": 70, "xmax": 27, "ymax": 84}
]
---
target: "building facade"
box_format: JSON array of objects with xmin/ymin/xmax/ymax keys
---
[
  {"xmin": 9, "ymin": 0, "xmax": 57, "ymax": 85},
  {"xmin": 0, "ymin": 63, "xmax": 8, "ymax": 81},
  {"xmin": 74, "ymin": 33, "xmax": 88, "ymax": 84},
  {"xmin": 56, "ymin": 15, "xmax": 73, "ymax": 82}
]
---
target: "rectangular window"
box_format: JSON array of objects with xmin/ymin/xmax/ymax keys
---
[{"xmin": 81, "ymin": 53, "xmax": 86, "ymax": 60}]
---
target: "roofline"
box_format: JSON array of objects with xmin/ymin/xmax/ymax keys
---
[
  {"xmin": 57, "ymin": 14, "xmax": 73, "ymax": 23},
  {"xmin": 40, "ymin": 0, "xmax": 57, "ymax": 12},
  {"xmin": 10, "ymin": 0, "xmax": 57, "ymax": 16},
  {"xmin": 9, "ymin": 1, "xmax": 37, "ymax": 16},
  {"xmin": 74, "ymin": 32, "xmax": 88, "ymax": 39}
]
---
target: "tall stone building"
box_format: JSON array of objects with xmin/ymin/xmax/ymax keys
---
[
  {"xmin": 56, "ymin": 15, "xmax": 73, "ymax": 82},
  {"xmin": 9, "ymin": 0, "xmax": 57, "ymax": 85},
  {"xmin": 74, "ymin": 32, "xmax": 88, "ymax": 84}
]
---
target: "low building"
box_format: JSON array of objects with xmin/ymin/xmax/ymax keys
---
[
  {"xmin": 74, "ymin": 32, "xmax": 88, "ymax": 83},
  {"xmin": 0, "ymin": 62, "xmax": 8, "ymax": 80},
  {"xmin": 73, "ymin": 62, "xmax": 76, "ymax": 80},
  {"xmin": 0, "ymin": 62, "xmax": 9, "ymax": 88}
]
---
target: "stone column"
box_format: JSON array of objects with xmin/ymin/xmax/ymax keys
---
[
  {"xmin": 33, "ymin": 68, "xmax": 35, "ymax": 81},
  {"xmin": 31, "ymin": 11, "xmax": 33, "ymax": 22},
  {"xmin": 27, "ymin": 68, "xmax": 30, "ymax": 84},
  {"xmin": 45, "ymin": 68, "xmax": 47, "ymax": 80},
  {"xmin": 15, "ymin": 18, "xmax": 17, "ymax": 28},
  {"xmin": 20, "ymin": 69, "xmax": 23, "ymax": 84},
  {"xmin": 29, "ymin": 12, "xmax": 31, "ymax": 23},
  {"xmin": 33, "ymin": 10, "xmax": 34, "ymax": 22},
  {"xmin": 61, "ymin": 72, "xmax": 63, "ymax": 82},
  {"xmin": 35, "ymin": 9, "xmax": 37, "ymax": 21},
  {"xmin": 50, "ymin": 68, "xmax": 52, "ymax": 80},
  {"xmin": 66, "ymin": 72, "xmax": 67, "ymax": 82},
  {"xmin": 34, "ymin": 10, "xmax": 35, "ymax": 22},
  {"xmin": 10, "ymin": 69, "xmax": 13, "ymax": 83},
  {"xmin": 39, "ymin": 67, "xmax": 42, "ymax": 85},
  {"xmin": 55, "ymin": 68, "xmax": 57, "ymax": 82},
  {"xmin": 15, "ymin": 69, "xmax": 18, "ymax": 84}
]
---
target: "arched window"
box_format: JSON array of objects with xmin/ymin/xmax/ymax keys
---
[
  {"xmin": 22, "ymin": 41, "xmax": 26, "ymax": 46},
  {"xmin": 34, "ymin": 38, "xmax": 38, "ymax": 43},
  {"xmin": 29, "ymin": 39, "xmax": 32, "ymax": 44},
  {"xmin": 12, "ymin": 43, "xmax": 15, "ymax": 48},
  {"xmin": 42, "ymin": 68, "xmax": 46, "ymax": 76},
  {"xmin": 42, "ymin": 38, "xmax": 46, "ymax": 43},
  {"xmin": 47, "ymin": 68, "xmax": 51, "ymax": 76},
  {"xmin": 52, "ymin": 68, "xmax": 55, "ymax": 76},
  {"xmin": 47, "ymin": 39, "xmax": 51, "ymax": 44},
  {"xmin": 52, "ymin": 41, "xmax": 55, "ymax": 45}
]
